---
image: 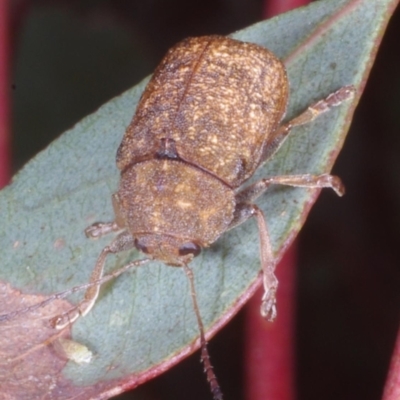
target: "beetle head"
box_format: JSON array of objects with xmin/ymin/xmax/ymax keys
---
[{"xmin": 134, "ymin": 234, "xmax": 201, "ymax": 266}]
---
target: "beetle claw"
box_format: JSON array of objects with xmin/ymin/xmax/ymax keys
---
[{"xmin": 260, "ymin": 289, "xmax": 277, "ymax": 322}]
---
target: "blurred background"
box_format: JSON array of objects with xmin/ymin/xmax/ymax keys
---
[{"xmin": 3, "ymin": 0, "xmax": 400, "ymax": 399}]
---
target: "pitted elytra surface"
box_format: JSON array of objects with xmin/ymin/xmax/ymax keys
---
[{"xmin": 117, "ymin": 36, "xmax": 288, "ymax": 187}]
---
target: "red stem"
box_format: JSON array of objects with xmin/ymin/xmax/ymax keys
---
[
  {"xmin": 0, "ymin": 0, "xmax": 10, "ymax": 188},
  {"xmin": 245, "ymin": 246, "xmax": 296, "ymax": 400},
  {"xmin": 264, "ymin": 0, "xmax": 310, "ymax": 18},
  {"xmin": 382, "ymin": 326, "xmax": 400, "ymax": 400},
  {"xmin": 244, "ymin": 2, "xmax": 309, "ymax": 400},
  {"xmin": 264, "ymin": 0, "xmax": 308, "ymax": 17}
]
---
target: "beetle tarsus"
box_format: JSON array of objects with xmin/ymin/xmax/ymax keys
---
[
  {"xmin": 261, "ymin": 288, "xmax": 277, "ymax": 322},
  {"xmin": 85, "ymin": 221, "xmax": 119, "ymax": 239}
]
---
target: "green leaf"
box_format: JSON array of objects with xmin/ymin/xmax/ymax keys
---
[{"xmin": 0, "ymin": 0, "xmax": 396, "ymax": 398}]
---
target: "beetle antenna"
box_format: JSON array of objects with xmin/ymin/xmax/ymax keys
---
[
  {"xmin": 0, "ymin": 258, "xmax": 151, "ymax": 324},
  {"xmin": 183, "ymin": 263, "xmax": 223, "ymax": 400}
]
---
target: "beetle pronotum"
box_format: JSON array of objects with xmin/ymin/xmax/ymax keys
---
[{"xmin": 1, "ymin": 36, "xmax": 354, "ymax": 400}]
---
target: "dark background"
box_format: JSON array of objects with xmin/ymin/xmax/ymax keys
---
[{"xmin": 9, "ymin": 1, "xmax": 400, "ymax": 399}]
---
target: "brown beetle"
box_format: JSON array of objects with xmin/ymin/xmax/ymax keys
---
[{"xmin": 49, "ymin": 36, "xmax": 353, "ymax": 399}]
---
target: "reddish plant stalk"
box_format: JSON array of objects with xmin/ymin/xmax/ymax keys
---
[
  {"xmin": 264, "ymin": 0, "xmax": 308, "ymax": 17},
  {"xmin": 382, "ymin": 326, "xmax": 400, "ymax": 400},
  {"xmin": 245, "ymin": 246, "xmax": 297, "ymax": 400},
  {"xmin": 0, "ymin": 0, "xmax": 10, "ymax": 189}
]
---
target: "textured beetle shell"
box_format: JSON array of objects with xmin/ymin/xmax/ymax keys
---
[
  {"xmin": 117, "ymin": 36, "xmax": 288, "ymax": 188},
  {"xmin": 116, "ymin": 159, "xmax": 235, "ymax": 247}
]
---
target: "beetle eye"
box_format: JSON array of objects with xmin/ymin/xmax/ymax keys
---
[
  {"xmin": 134, "ymin": 238, "xmax": 149, "ymax": 254},
  {"xmin": 178, "ymin": 242, "xmax": 201, "ymax": 257}
]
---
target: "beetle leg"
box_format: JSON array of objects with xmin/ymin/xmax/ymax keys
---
[
  {"xmin": 228, "ymin": 203, "xmax": 278, "ymax": 321},
  {"xmin": 262, "ymin": 85, "xmax": 355, "ymax": 162},
  {"xmin": 232, "ymin": 172, "xmax": 345, "ymax": 321},
  {"xmin": 0, "ymin": 257, "xmax": 150, "ymax": 325},
  {"xmin": 52, "ymin": 230, "xmax": 136, "ymax": 329},
  {"xmin": 236, "ymin": 173, "xmax": 344, "ymax": 204},
  {"xmin": 85, "ymin": 221, "xmax": 121, "ymax": 239}
]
